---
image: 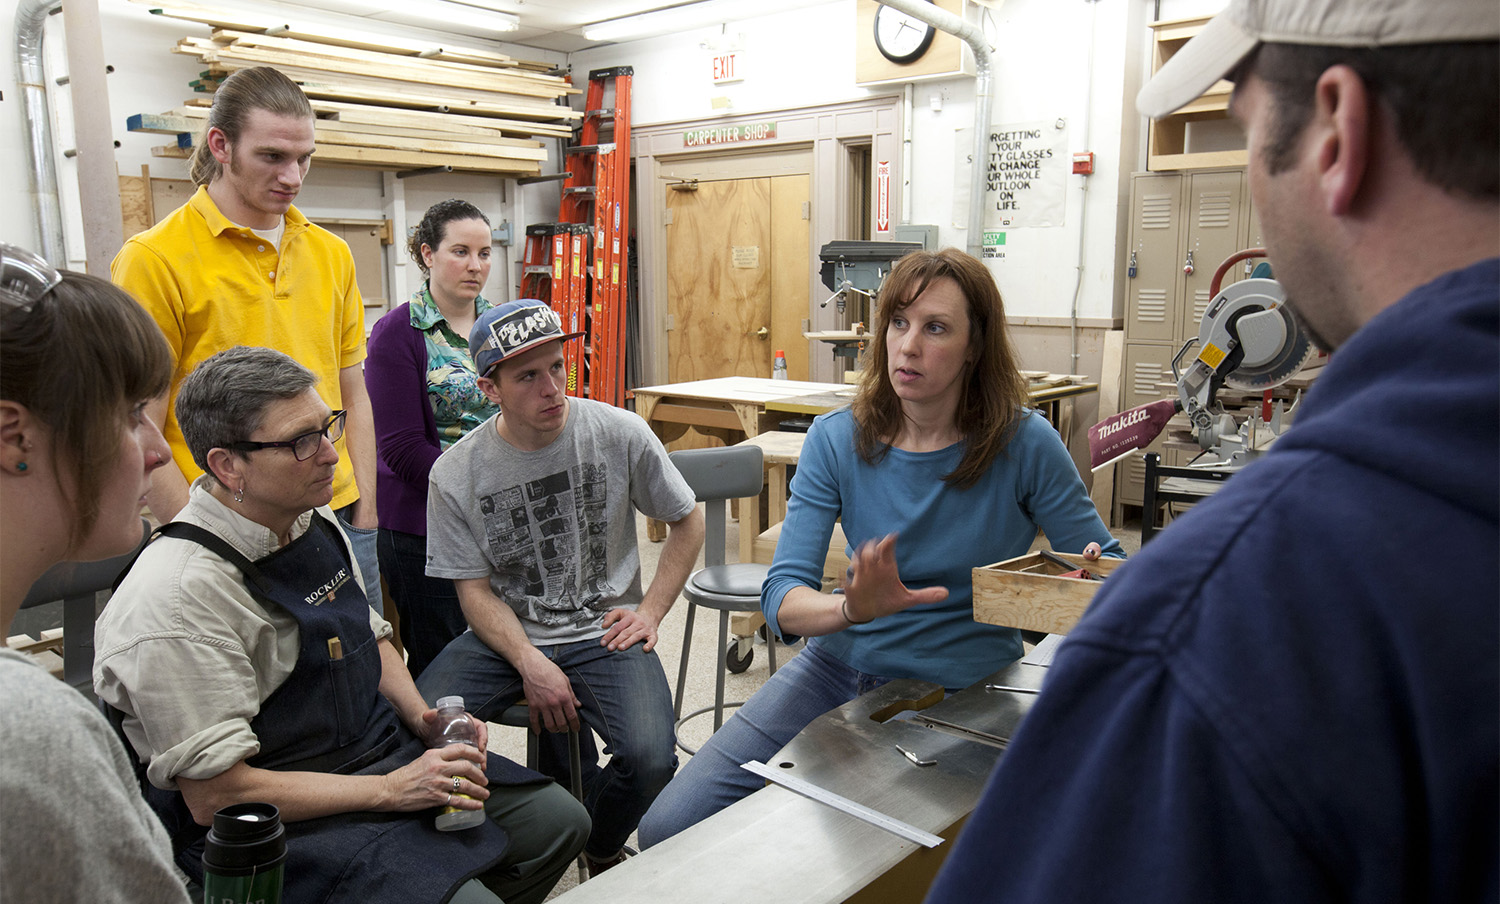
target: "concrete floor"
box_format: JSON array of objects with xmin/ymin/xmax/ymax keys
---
[{"xmin": 500, "ymin": 508, "xmax": 1143, "ymax": 900}]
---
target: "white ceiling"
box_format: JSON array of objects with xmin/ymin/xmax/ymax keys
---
[{"xmin": 321, "ymin": 0, "xmax": 757, "ymax": 55}]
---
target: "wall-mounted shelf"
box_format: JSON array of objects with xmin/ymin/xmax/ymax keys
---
[{"xmin": 1147, "ymin": 15, "xmax": 1247, "ymax": 171}]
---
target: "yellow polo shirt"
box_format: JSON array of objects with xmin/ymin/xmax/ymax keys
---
[{"xmin": 112, "ymin": 186, "xmax": 366, "ymax": 509}]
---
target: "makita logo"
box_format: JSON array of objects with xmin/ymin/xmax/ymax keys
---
[
  {"xmin": 305, "ymin": 567, "xmax": 350, "ymax": 606},
  {"xmin": 1097, "ymin": 408, "xmax": 1150, "ymax": 439}
]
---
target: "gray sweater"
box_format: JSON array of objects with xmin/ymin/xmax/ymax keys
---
[{"xmin": 0, "ymin": 648, "xmax": 188, "ymax": 903}]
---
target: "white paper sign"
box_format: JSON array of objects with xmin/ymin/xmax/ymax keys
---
[{"xmin": 985, "ymin": 120, "xmax": 1068, "ymax": 229}]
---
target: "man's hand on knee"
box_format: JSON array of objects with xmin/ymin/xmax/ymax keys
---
[
  {"xmin": 600, "ymin": 608, "xmax": 658, "ymax": 653},
  {"xmin": 518, "ymin": 653, "xmax": 580, "ymax": 734}
]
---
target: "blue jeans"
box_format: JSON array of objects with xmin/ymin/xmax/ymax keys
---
[
  {"xmin": 636, "ymin": 641, "xmax": 893, "ymax": 848},
  {"xmin": 417, "ymin": 631, "xmax": 678, "ymax": 859},
  {"xmin": 377, "ymin": 528, "xmax": 468, "ymax": 680},
  {"xmin": 335, "ymin": 504, "xmax": 382, "ymax": 618}
]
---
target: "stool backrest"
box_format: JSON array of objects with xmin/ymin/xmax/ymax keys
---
[
  {"xmin": 21, "ymin": 517, "xmax": 150, "ymax": 692},
  {"xmin": 669, "ymin": 445, "xmax": 764, "ymax": 569}
]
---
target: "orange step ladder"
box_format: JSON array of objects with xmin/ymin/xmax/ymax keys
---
[{"xmin": 526, "ymin": 66, "xmax": 632, "ymax": 407}]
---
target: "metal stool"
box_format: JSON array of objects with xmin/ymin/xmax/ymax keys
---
[
  {"xmin": 668, "ymin": 445, "xmax": 776, "ymax": 755},
  {"xmin": 495, "ymin": 701, "xmax": 588, "ymax": 881}
]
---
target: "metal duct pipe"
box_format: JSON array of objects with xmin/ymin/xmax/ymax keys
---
[
  {"xmin": 875, "ymin": 0, "xmax": 995, "ymax": 258},
  {"xmin": 16, "ymin": 0, "xmax": 66, "ymax": 264}
]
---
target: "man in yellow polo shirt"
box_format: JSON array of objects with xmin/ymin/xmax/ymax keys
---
[{"xmin": 112, "ymin": 66, "xmax": 381, "ymax": 610}]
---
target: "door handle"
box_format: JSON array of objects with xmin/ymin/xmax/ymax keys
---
[{"xmin": 756, "ymin": 327, "xmax": 769, "ymax": 339}]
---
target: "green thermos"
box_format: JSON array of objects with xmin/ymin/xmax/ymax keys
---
[{"xmin": 202, "ymin": 802, "xmax": 286, "ymax": 904}]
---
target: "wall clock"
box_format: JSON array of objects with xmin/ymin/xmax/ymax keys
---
[
  {"xmin": 855, "ymin": 0, "xmax": 971, "ymax": 86},
  {"xmin": 873, "ymin": 2, "xmax": 936, "ymax": 64}
]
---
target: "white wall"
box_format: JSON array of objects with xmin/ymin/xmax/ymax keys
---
[
  {"xmin": 3, "ymin": 0, "xmax": 1223, "ymax": 328},
  {"xmin": 571, "ymin": 0, "xmax": 1150, "ymax": 325}
]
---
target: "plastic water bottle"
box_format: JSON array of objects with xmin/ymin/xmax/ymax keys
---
[
  {"xmin": 772, "ymin": 350, "xmax": 788, "ymax": 380},
  {"xmin": 432, "ymin": 696, "xmax": 486, "ymax": 832}
]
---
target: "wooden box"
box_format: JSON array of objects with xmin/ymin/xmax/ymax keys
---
[{"xmin": 972, "ymin": 553, "xmax": 1126, "ymax": 635}]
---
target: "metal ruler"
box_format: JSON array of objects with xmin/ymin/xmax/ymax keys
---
[{"xmin": 741, "ymin": 761, "xmax": 945, "ymax": 849}]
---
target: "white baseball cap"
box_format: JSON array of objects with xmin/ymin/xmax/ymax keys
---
[{"xmin": 1137, "ymin": 0, "xmax": 1500, "ymax": 119}]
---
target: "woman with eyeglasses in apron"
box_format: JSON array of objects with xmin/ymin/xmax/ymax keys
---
[{"xmin": 96, "ymin": 345, "xmax": 589, "ymax": 904}]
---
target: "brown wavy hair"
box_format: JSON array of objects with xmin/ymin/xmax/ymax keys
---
[
  {"xmin": 850, "ymin": 248, "xmax": 1028, "ymax": 489},
  {"xmin": 1, "ymin": 273, "xmax": 172, "ymax": 547}
]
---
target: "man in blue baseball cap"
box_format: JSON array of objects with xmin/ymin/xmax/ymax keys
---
[
  {"xmin": 929, "ymin": 0, "xmax": 1497, "ymax": 901},
  {"xmin": 417, "ymin": 299, "xmax": 704, "ymax": 876}
]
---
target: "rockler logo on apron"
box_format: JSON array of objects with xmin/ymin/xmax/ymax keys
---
[{"xmin": 304, "ymin": 567, "xmax": 351, "ymax": 606}]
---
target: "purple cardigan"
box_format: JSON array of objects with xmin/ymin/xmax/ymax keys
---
[{"xmin": 365, "ymin": 302, "xmax": 443, "ymax": 536}]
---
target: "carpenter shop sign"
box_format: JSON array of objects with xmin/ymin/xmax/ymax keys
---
[
  {"xmin": 683, "ymin": 122, "xmax": 777, "ymax": 148},
  {"xmin": 985, "ymin": 119, "xmax": 1068, "ymax": 229}
]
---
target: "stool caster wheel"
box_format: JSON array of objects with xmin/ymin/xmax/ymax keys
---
[{"xmin": 726, "ymin": 640, "xmax": 753, "ymax": 673}]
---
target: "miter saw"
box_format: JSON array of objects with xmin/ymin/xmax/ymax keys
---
[
  {"xmin": 1089, "ymin": 264, "xmax": 1318, "ymax": 472},
  {"xmin": 1170, "ymin": 276, "xmax": 1315, "ymax": 467}
]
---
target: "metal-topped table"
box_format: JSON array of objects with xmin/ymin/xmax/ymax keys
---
[{"xmin": 551, "ymin": 661, "xmax": 1047, "ymax": 904}]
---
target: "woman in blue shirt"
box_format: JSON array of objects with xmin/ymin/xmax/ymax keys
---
[{"xmin": 639, "ymin": 248, "xmax": 1123, "ymax": 846}]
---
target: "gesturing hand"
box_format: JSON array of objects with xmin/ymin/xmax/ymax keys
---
[
  {"xmin": 600, "ymin": 607, "xmax": 659, "ymax": 652},
  {"xmin": 383, "ymin": 744, "xmax": 488, "ymax": 813},
  {"xmin": 841, "ymin": 533, "xmax": 949, "ymax": 625}
]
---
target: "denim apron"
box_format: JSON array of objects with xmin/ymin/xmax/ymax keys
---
[{"xmin": 144, "ymin": 513, "xmax": 543, "ymax": 904}]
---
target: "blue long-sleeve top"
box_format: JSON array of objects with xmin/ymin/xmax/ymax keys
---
[{"xmin": 762, "ymin": 407, "xmax": 1123, "ymax": 690}]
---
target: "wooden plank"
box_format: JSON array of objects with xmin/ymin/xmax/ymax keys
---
[
  {"xmin": 646, "ymin": 403, "xmax": 745, "ymax": 433},
  {"xmin": 312, "ymin": 128, "xmax": 546, "ymax": 162},
  {"xmin": 211, "ymin": 29, "xmax": 573, "ymax": 93},
  {"xmin": 119, "ymin": 165, "xmax": 154, "ymax": 240},
  {"xmin": 971, "ymin": 553, "xmax": 1126, "ymax": 635},
  {"xmin": 203, "ymin": 31, "xmax": 574, "ymax": 98},
  {"xmin": 132, "ymin": 0, "xmax": 527, "ymax": 70},
  {"xmin": 175, "ymin": 101, "xmax": 574, "ymax": 140},
  {"xmin": 307, "ymin": 100, "xmax": 576, "ymax": 136},
  {"xmin": 178, "ymin": 40, "xmax": 572, "ymax": 111},
  {"xmin": 310, "ymin": 144, "xmax": 540, "ymax": 175},
  {"xmin": 153, "ymin": 143, "xmax": 540, "ymax": 176},
  {"xmin": 1092, "ymin": 329, "xmax": 1125, "ymax": 524}
]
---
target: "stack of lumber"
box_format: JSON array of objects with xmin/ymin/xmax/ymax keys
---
[{"xmin": 126, "ymin": 0, "xmax": 577, "ymax": 177}]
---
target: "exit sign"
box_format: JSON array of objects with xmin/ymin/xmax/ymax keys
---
[{"xmin": 711, "ymin": 51, "xmax": 743, "ymax": 84}]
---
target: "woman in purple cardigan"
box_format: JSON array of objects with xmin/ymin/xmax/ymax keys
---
[{"xmin": 366, "ymin": 200, "xmax": 499, "ymax": 677}]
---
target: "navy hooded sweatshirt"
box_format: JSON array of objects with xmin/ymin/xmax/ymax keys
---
[{"xmin": 928, "ymin": 258, "xmax": 1499, "ymax": 904}]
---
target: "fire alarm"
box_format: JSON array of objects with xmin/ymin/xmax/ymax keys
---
[{"xmin": 1072, "ymin": 151, "xmax": 1095, "ymax": 175}]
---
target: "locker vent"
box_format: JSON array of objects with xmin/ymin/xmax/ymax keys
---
[
  {"xmin": 1136, "ymin": 289, "xmax": 1168, "ymax": 323},
  {"xmin": 1197, "ymin": 191, "xmax": 1232, "ymax": 229},
  {"xmin": 1132, "ymin": 362, "xmax": 1165, "ymax": 396},
  {"xmin": 1192, "ymin": 289, "xmax": 1212, "ymax": 323},
  {"xmin": 1141, "ymin": 194, "xmax": 1174, "ymax": 229}
]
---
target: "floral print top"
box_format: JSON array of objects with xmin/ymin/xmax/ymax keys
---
[{"xmin": 409, "ymin": 281, "xmax": 499, "ymax": 449}]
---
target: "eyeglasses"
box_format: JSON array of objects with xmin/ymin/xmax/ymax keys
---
[
  {"xmin": 0, "ymin": 244, "xmax": 63, "ymax": 314},
  {"xmin": 230, "ymin": 410, "xmax": 346, "ymax": 461}
]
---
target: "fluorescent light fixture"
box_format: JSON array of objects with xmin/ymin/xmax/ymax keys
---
[
  {"xmin": 583, "ymin": 0, "xmax": 804, "ymax": 43},
  {"xmin": 439, "ymin": 0, "xmax": 521, "ymax": 30},
  {"xmin": 419, "ymin": 0, "xmax": 520, "ymax": 31}
]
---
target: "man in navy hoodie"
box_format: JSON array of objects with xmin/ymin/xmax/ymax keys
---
[{"xmin": 927, "ymin": 1, "xmax": 1498, "ymax": 902}]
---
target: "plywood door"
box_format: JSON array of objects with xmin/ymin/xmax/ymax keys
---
[{"xmin": 666, "ymin": 175, "xmax": 809, "ymax": 384}]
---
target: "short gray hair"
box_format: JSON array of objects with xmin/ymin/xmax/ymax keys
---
[{"xmin": 176, "ymin": 346, "xmax": 318, "ymax": 485}]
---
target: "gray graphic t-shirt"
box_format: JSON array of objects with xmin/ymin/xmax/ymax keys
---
[{"xmin": 426, "ymin": 398, "xmax": 696, "ymax": 645}]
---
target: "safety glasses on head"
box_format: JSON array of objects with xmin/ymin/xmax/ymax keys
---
[{"xmin": 0, "ymin": 244, "xmax": 63, "ymax": 314}]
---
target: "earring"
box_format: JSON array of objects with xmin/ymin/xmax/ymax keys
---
[
  {"xmin": 15, "ymin": 462, "xmax": 26, "ymax": 473},
  {"xmin": 233, "ymin": 485, "xmax": 245, "ymax": 504}
]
